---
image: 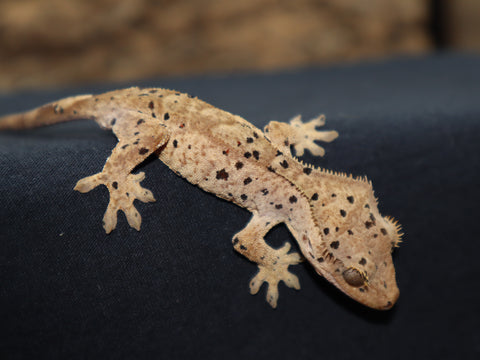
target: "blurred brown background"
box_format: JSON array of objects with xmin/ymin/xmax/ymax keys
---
[{"xmin": 0, "ymin": 0, "xmax": 478, "ymax": 91}]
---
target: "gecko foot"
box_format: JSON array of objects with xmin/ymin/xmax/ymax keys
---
[
  {"xmin": 249, "ymin": 243, "xmax": 302, "ymax": 308},
  {"xmin": 74, "ymin": 171, "xmax": 155, "ymax": 233},
  {"xmin": 289, "ymin": 115, "xmax": 338, "ymax": 157}
]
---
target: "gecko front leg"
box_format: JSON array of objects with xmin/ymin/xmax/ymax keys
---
[
  {"xmin": 264, "ymin": 114, "xmax": 338, "ymax": 156},
  {"xmin": 74, "ymin": 112, "xmax": 169, "ymax": 233},
  {"xmin": 232, "ymin": 213, "xmax": 302, "ymax": 308}
]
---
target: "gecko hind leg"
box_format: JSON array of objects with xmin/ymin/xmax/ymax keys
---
[
  {"xmin": 74, "ymin": 113, "xmax": 169, "ymax": 233},
  {"xmin": 233, "ymin": 213, "xmax": 302, "ymax": 308}
]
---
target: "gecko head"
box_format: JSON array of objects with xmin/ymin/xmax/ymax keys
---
[{"xmin": 304, "ymin": 175, "xmax": 402, "ymax": 310}]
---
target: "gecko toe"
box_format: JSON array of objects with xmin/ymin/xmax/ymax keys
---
[
  {"xmin": 74, "ymin": 174, "xmax": 103, "ymax": 193},
  {"xmin": 103, "ymin": 205, "xmax": 118, "ymax": 234},
  {"xmin": 124, "ymin": 206, "xmax": 142, "ymax": 231}
]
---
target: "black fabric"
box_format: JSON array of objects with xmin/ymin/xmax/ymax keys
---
[{"xmin": 1, "ymin": 53, "xmax": 479, "ymax": 359}]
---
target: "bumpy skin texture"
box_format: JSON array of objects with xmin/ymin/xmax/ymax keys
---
[{"xmin": 0, "ymin": 87, "xmax": 402, "ymax": 309}]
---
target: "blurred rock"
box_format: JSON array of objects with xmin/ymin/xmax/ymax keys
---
[
  {"xmin": 447, "ymin": 0, "xmax": 480, "ymax": 51},
  {"xmin": 0, "ymin": 0, "xmax": 431, "ymax": 90}
]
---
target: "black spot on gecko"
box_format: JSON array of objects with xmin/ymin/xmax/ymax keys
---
[
  {"xmin": 240, "ymin": 245, "xmax": 247, "ymax": 250},
  {"xmin": 149, "ymin": 89, "xmax": 158, "ymax": 93},
  {"xmin": 365, "ymin": 221, "xmax": 374, "ymax": 229},
  {"xmin": 381, "ymin": 228, "xmax": 388, "ymax": 235},
  {"xmin": 330, "ymin": 241, "xmax": 340, "ymax": 249},
  {"xmin": 347, "ymin": 196, "xmax": 354, "ymax": 204},
  {"xmin": 216, "ymin": 169, "xmax": 229, "ymax": 180},
  {"xmin": 359, "ymin": 258, "xmax": 367, "ymax": 266},
  {"xmin": 235, "ymin": 161, "xmax": 244, "ymax": 170},
  {"xmin": 365, "ymin": 204, "xmax": 370, "ymax": 209},
  {"xmin": 139, "ymin": 148, "xmax": 149, "ymax": 155},
  {"xmin": 253, "ymin": 132, "xmax": 259, "ymax": 138},
  {"xmin": 111, "ymin": 118, "xmax": 116, "ymax": 126},
  {"xmin": 121, "ymin": 144, "xmax": 129, "ymax": 149},
  {"xmin": 148, "ymin": 101, "xmax": 154, "ymax": 109},
  {"xmin": 244, "ymin": 152, "xmax": 252, "ymax": 159},
  {"xmin": 317, "ymin": 257, "xmax": 324, "ymax": 263},
  {"xmin": 112, "ymin": 182, "xmax": 118, "ymax": 189},
  {"xmin": 246, "ymin": 137, "xmax": 254, "ymax": 143},
  {"xmin": 331, "ymin": 193, "xmax": 337, "ymax": 197},
  {"xmin": 233, "ymin": 237, "xmax": 239, "ymax": 245},
  {"xmin": 340, "ymin": 210, "xmax": 347, "ymax": 217},
  {"xmin": 276, "ymin": 150, "xmax": 283, "ymax": 156},
  {"xmin": 252, "ymin": 150, "xmax": 259, "ymax": 160},
  {"xmin": 152, "ymin": 113, "xmax": 156, "ymax": 118},
  {"xmin": 280, "ymin": 160, "xmax": 289, "ymax": 169},
  {"xmin": 267, "ymin": 166, "xmax": 276, "ymax": 173},
  {"xmin": 173, "ymin": 140, "xmax": 178, "ymax": 148},
  {"xmin": 275, "ymin": 204, "xmax": 283, "ymax": 209},
  {"xmin": 311, "ymin": 193, "xmax": 318, "ymax": 201},
  {"xmin": 241, "ymin": 194, "xmax": 248, "ymax": 201},
  {"xmin": 222, "ymin": 150, "xmax": 229, "ymax": 155},
  {"xmin": 261, "ymin": 189, "xmax": 269, "ymax": 195},
  {"xmin": 323, "ymin": 228, "xmax": 329, "ymax": 235},
  {"xmin": 348, "ymin": 230, "xmax": 354, "ymax": 235},
  {"xmin": 244, "ymin": 177, "xmax": 252, "ymax": 185},
  {"xmin": 164, "ymin": 113, "xmax": 170, "ymax": 120},
  {"xmin": 137, "ymin": 119, "xmax": 145, "ymax": 125},
  {"xmin": 134, "ymin": 132, "xmax": 139, "ymax": 135},
  {"xmin": 303, "ymin": 167, "xmax": 312, "ymax": 175},
  {"xmin": 289, "ymin": 195, "xmax": 297, "ymax": 203}
]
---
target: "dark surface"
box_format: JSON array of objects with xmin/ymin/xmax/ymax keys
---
[{"xmin": 0, "ymin": 53, "xmax": 479, "ymax": 359}]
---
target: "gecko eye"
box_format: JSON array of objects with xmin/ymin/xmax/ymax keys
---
[{"xmin": 343, "ymin": 268, "xmax": 365, "ymax": 287}]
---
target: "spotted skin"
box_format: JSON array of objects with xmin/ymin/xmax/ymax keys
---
[{"xmin": 0, "ymin": 87, "xmax": 402, "ymax": 310}]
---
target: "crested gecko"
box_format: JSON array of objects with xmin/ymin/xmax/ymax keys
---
[{"xmin": 0, "ymin": 87, "xmax": 402, "ymax": 309}]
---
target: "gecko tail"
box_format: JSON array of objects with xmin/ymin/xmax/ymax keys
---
[{"xmin": 0, "ymin": 94, "xmax": 95, "ymax": 130}]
